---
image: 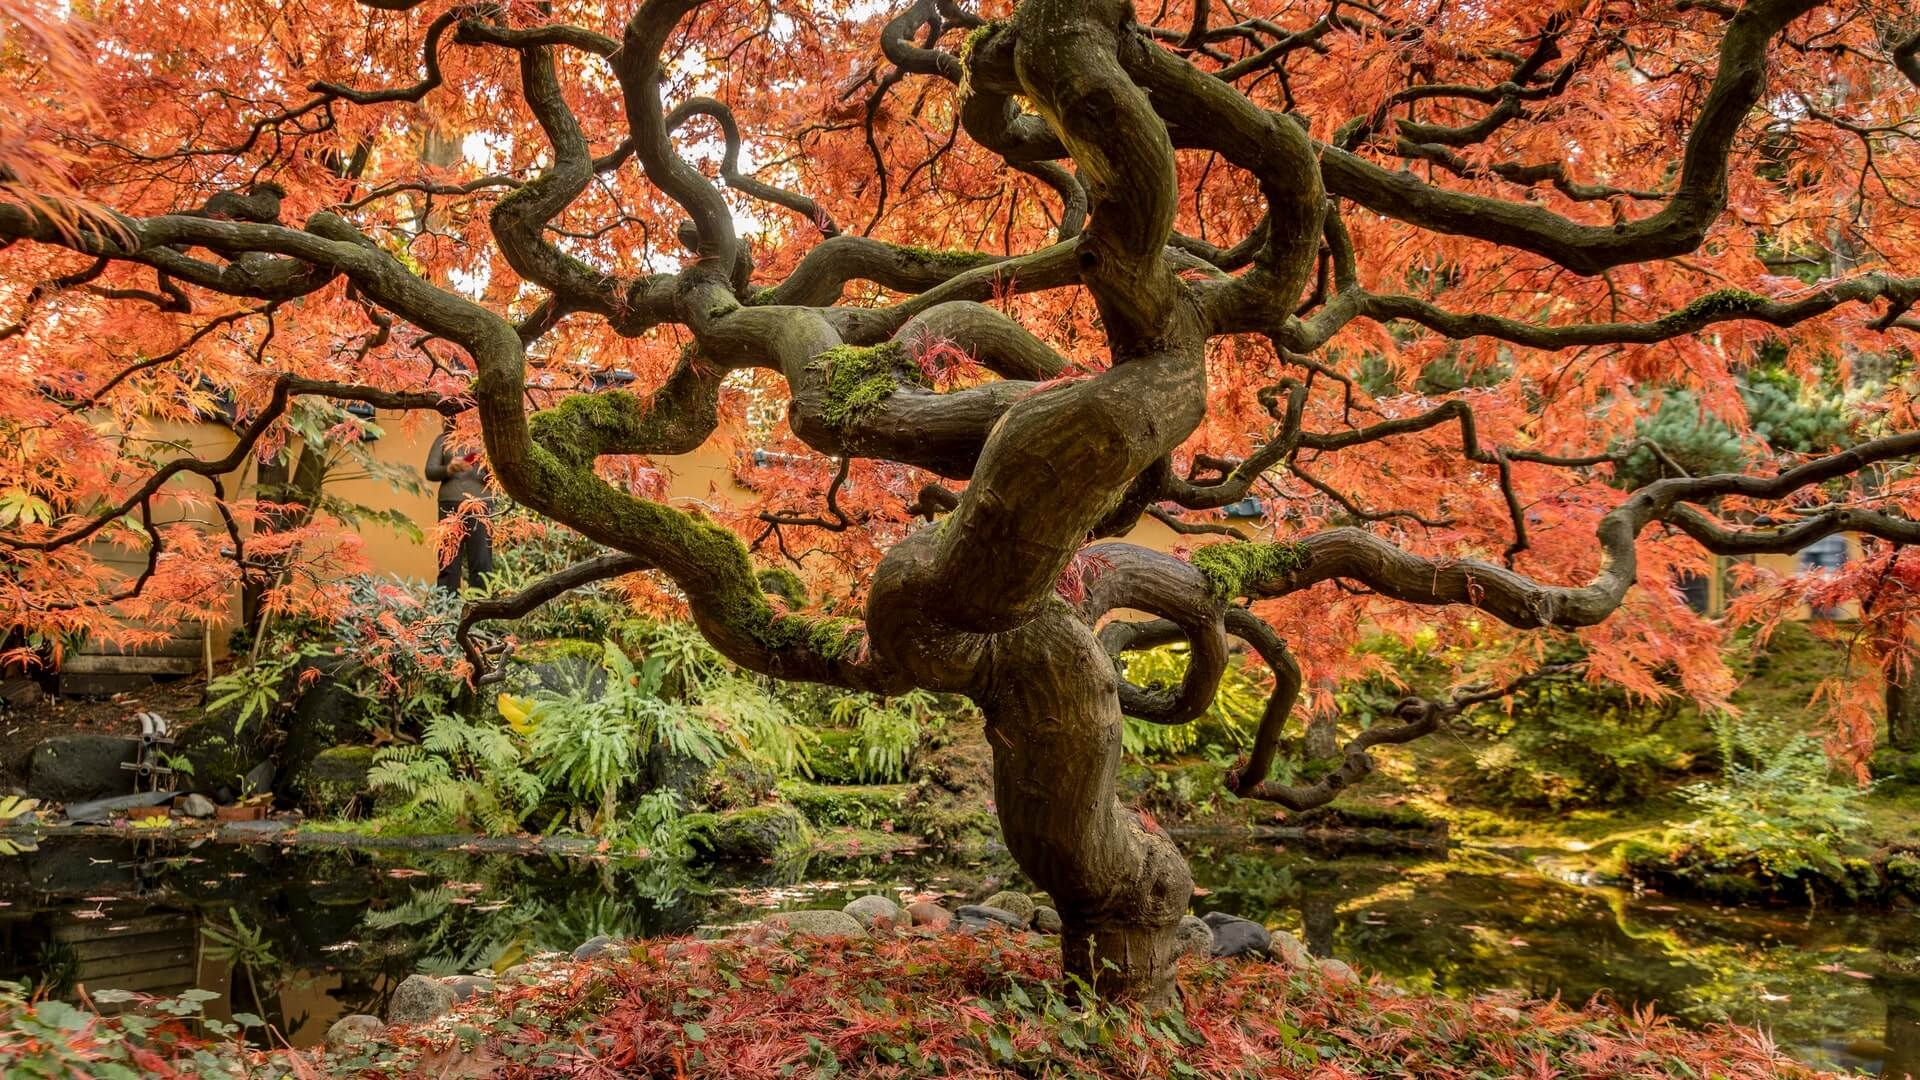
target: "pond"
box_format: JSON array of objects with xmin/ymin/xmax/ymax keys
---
[{"xmin": 0, "ymin": 833, "xmax": 1913, "ymax": 1075}]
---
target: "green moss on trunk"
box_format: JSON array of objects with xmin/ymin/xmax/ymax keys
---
[
  {"xmin": 1190, "ymin": 541, "xmax": 1310, "ymax": 601},
  {"xmin": 810, "ymin": 342, "xmax": 926, "ymax": 429}
]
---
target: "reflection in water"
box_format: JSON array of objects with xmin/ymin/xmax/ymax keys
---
[{"xmin": 0, "ymin": 835, "xmax": 1913, "ymax": 1073}]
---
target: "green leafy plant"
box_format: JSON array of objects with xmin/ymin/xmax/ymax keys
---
[
  {"xmin": 520, "ymin": 641, "xmax": 722, "ymax": 831},
  {"xmin": 1464, "ymin": 677, "xmax": 1695, "ymax": 810},
  {"xmin": 0, "ymin": 981, "xmax": 253, "ymax": 1078},
  {"xmin": 203, "ymin": 647, "xmax": 312, "ymax": 736},
  {"xmin": 369, "ymin": 711, "xmax": 546, "ymax": 836},
  {"xmin": 1119, "ymin": 645, "xmax": 1266, "ymax": 762},
  {"xmin": 698, "ymin": 675, "xmax": 816, "ymax": 777},
  {"xmin": 1665, "ymin": 716, "xmax": 1869, "ymax": 884},
  {"xmin": 824, "ymin": 688, "xmax": 941, "ymax": 782}
]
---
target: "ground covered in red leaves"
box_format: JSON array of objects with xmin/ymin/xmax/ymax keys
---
[{"xmin": 9, "ymin": 932, "xmax": 1834, "ymax": 1078}]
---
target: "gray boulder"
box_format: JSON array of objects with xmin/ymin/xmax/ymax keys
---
[
  {"xmin": 765, "ymin": 909, "xmax": 868, "ymax": 938},
  {"xmin": 1201, "ymin": 912, "xmax": 1271, "ymax": 958},
  {"xmin": 1174, "ymin": 915, "xmax": 1214, "ymax": 958},
  {"xmin": 178, "ymin": 793, "xmax": 216, "ymax": 819},
  {"xmin": 1316, "ymin": 957, "xmax": 1359, "ymax": 985},
  {"xmin": 842, "ymin": 895, "xmax": 903, "ymax": 930},
  {"xmin": 573, "ymin": 935, "xmax": 621, "ymax": 961},
  {"xmin": 981, "ymin": 891, "xmax": 1035, "ymax": 925},
  {"xmin": 906, "ymin": 901, "xmax": 952, "ymax": 930},
  {"xmin": 444, "ymin": 975, "xmax": 495, "ymax": 1001},
  {"xmin": 26, "ymin": 736, "xmax": 139, "ymax": 802},
  {"xmin": 386, "ymin": 974, "xmax": 456, "ymax": 1025},
  {"xmin": 1032, "ymin": 906, "xmax": 1063, "ymax": 934},
  {"xmin": 954, "ymin": 904, "xmax": 1027, "ymax": 932},
  {"xmin": 324, "ymin": 1013, "xmax": 385, "ymax": 1051},
  {"xmin": 1268, "ymin": 929, "xmax": 1311, "ymax": 968},
  {"xmin": 683, "ymin": 805, "xmax": 808, "ymax": 863}
]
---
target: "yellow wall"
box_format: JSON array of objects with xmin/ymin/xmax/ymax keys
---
[
  {"xmin": 298, "ymin": 408, "xmax": 1204, "ymax": 585},
  {"xmin": 105, "ymin": 412, "xmax": 1853, "ymax": 643}
]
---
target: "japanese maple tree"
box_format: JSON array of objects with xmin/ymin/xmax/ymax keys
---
[{"xmin": 6, "ymin": 0, "xmax": 1920, "ymax": 1003}]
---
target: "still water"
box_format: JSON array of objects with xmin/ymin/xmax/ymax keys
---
[{"xmin": 0, "ymin": 834, "xmax": 1913, "ymax": 1074}]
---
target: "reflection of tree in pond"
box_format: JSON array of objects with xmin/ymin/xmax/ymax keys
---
[
  {"xmin": 1867, "ymin": 921, "xmax": 1920, "ymax": 1079},
  {"xmin": 1181, "ymin": 844, "xmax": 1300, "ymax": 917},
  {"xmin": 1885, "ymin": 977, "xmax": 1920, "ymax": 1080},
  {"xmin": 1271, "ymin": 856, "xmax": 1894, "ymax": 1074}
]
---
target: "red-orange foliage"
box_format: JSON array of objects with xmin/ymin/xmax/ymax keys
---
[{"xmin": 2, "ymin": 0, "xmax": 1919, "ymax": 760}]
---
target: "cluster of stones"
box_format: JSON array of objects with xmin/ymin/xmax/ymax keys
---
[
  {"xmin": 761, "ymin": 892, "xmax": 1359, "ymax": 986},
  {"xmin": 322, "ymin": 935, "xmax": 623, "ymax": 1051},
  {"xmin": 323, "ymin": 898, "xmax": 1361, "ymax": 1052}
]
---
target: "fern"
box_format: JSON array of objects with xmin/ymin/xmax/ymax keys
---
[
  {"xmin": 1672, "ymin": 714, "xmax": 1869, "ymax": 880},
  {"xmin": 369, "ymin": 712, "xmax": 544, "ymax": 836}
]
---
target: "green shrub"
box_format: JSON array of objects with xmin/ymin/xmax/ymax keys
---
[
  {"xmin": 814, "ymin": 689, "xmax": 944, "ymax": 783},
  {"xmin": 1118, "ymin": 646, "xmax": 1266, "ymax": 762},
  {"xmin": 1664, "ymin": 717, "xmax": 1868, "ymax": 884},
  {"xmin": 1464, "ymin": 678, "xmax": 1695, "ymax": 810},
  {"xmin": 368, "ymin": 711, "xmax": 545, "ymax": 836}
]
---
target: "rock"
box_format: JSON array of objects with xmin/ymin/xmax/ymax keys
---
[
  {"xmin": 683, "ymin": 805, "xmax": 808, "ymax": 863},
  {"xmin": 289, "ymin": 745, "xmax": 374, "ymax": 818},
  {"xmin": 1267, "ymin": 930, "xmax": 1311, "ymax": 968},
  {"xmin": 324, "ymin": 1013, "xmax": 384, "ymax": 1051},
  {"xmin": 842, "ymin": 894, "xmax": 903, "ymax": 930},
  {"xmin": 1032, "ymin": 906, "xmax": 1062, "ymax": 934},
  {"xmin": 1316, "ymin": 958, "xmax": 1358, "ymax": 985},
  {"xmin": 700, "ymin": 758, "xmax": 777, "ymax": 811},
  {"xmin": 1201, "ymin": 912, "xmax": 1271, "ymax": 958},
  {"xmin": 503, "ymin": 639, "xmax": 608, "ymax": 698},
  {"xmin": 386, "ymin": 974, "xmax": 456, "ymax": 1025},
  {"xmin": 981, "ymin": 891, "xmax": 1035, "ymax": 926},
  {"xmin": 1175, "ymin": 915, "xmax": 1214, "ymax": 958},
  {"xmin": 954, "ymin": 905, "xmax": 1027, "ymax": 932},
  {"xmin": 241, "ymin": 760, "xmax": 275, "ymax": 800},
  {"xmin": 170, "ymin": 716, "xmax": 271, "ymax": 799},
  {"xmin": 0, "ymin": 678, "xmax": 43, "ymax": 710},
  {"xmin": 764, "ymin": 909, "xmax": 868, "ymax": 938},
  {"xmin": 26, "ymin": 735, "xmax": 140, "ymax": 802},
  {"xmin": 801, "ymin": 728, "xmax": 864, "ymax": 785},
  {"xmin": 899, "ymin": 720, "xmax": 1000, "ymax": 854},
  {"xmin": 178, "ymin": 793, "xmax": 216, "ymax": 819},
  {"xmin": 444, "ymin": 975, "xmax": 495, "ymax": 1001},
  {"xmin": 781, "ymin": 781, "xmax": 908, "ymax": 829},
  {"xmin": 906, "ymin": 901, "xmax": 952, "ymax": 930},
  {"xmin": 276, "ymin": 659, "xmax": 373, "ymax": 796},
  {"xmin": 573, "ymin": 935, "xmax": 620, "ymax": 961}
]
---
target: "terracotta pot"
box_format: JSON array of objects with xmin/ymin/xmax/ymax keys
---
[
  {"xmin": 214, "ymin": 803, "xmax": 268, "ymax": 822},
  {"xmin": 124, "ymin": 806, "xmax": 170, "ymax": 821}
]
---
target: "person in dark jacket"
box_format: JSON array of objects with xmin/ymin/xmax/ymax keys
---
[{"xmin": 425, "ymin": 430, "xmax": 494, "ymax": 592}]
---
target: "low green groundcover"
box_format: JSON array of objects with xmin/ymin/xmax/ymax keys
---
[{"xmin": 3, "ymin": 935, "xmax": 1827, "ymax": 1078}]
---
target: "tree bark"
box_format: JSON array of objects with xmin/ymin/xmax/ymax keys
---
[
  {"xmin": 1890, "ymin": 657, "xmax": 1920, "ymax": 752},
  {"xmin": 975, "ymin": 606, "xmax": 1193, "ymax": 1007},
  {"xmin": 1304, "ymin": 710, "xmax": 1339, "ymax": 763}
]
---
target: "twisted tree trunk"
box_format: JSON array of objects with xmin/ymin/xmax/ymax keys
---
[
  {"xmin": 1890, "ymin": 653, "xmax": 1920, "ymax": 752},
  {"xmin": 979, "ymin": 609, "xmax": 1193, "ymax": 1005}
]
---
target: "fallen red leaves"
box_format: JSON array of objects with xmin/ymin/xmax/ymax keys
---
[{"xmin": 328, "ymin": 932, "xmax": 1831, "ymax": 1079}]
